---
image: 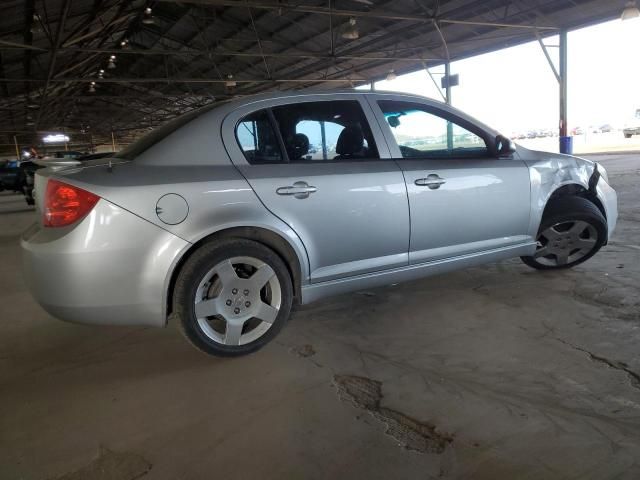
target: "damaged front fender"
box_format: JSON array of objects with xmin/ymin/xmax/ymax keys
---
[{"xmin": 518, "ymin": 146, "xmax": 617, "ymax": 241}]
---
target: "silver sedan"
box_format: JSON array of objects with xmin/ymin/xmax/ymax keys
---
[{"xmin": 21, "ymin": 91, "xmax": 618, "ymax": 356}]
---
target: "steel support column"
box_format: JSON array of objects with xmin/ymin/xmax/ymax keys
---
[
  {"xmin": 559, "ymin": 29, "xmax": 569, "ymax": 145},
  {"xmin": 445, "ymin": 60, "xmax": 453, "ymax": 150}
]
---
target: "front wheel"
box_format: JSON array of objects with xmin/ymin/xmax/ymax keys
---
[
  {"xmin": 173, "ymin": 239, "xmax": 293, "ymax": 356},
  {"xmin": 521, "ymin": 196, "xmax": 607, "ymax": 270}
]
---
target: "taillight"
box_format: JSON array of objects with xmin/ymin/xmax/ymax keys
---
[{"xmin": 44, "ymin": 179, "xmax": 99, "ymax": 227}]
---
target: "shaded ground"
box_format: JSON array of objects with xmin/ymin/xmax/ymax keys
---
[{"xmin": 0, "ymin": 153, "xmax": 639, "ymax": 479}]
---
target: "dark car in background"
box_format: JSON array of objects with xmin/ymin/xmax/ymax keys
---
[{"xmin": 0, "ymin": 160, "xmax": 22, "ymax": 193}]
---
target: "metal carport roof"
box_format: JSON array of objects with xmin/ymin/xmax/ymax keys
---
[{"xmin": 0, "ymin": 0, "xmax": 626, "ymax": 154}]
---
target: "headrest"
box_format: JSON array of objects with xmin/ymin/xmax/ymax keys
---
[
  {"xmin": 336, "ymin": 126, "xmax": 364, "ymax": 155},
  {"xmin": 287, "ymin": 133, "xmax": 310, "ymax": 160}
]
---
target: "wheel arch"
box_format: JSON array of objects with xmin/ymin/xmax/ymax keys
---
[
  {"xmin": 545, "ymin": 183, "xmax": 606, "ymax": 220},
  {"xmin": 166, "ymin": 226, "xmax": 305, "ymax": 322}
]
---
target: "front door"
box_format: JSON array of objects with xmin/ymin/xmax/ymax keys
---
[
  {"xmin": 222, "ymin": 95, "xmax": 410, "ymax": 283},
  {"xmin": 368, "ymin": 96, "xmax": 532, "ymax": 264}
]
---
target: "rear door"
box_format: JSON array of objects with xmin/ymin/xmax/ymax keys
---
[
  {"xmin": 222, "ymin": 94, "xmax": 410, "ymax": 283},
  {"xmin": 367, "ymin": 95, "xmax": 532, "ymax": 264}
]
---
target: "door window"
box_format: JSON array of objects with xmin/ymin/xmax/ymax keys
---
[
  {"xmin": 272, "ymin": 100, "xmax": 379, "ymax": 161},
  {"xmin": 236, "ymin": 109, "xmax": 283, "ymax": 164},
  {"xmin": 378, "ymin": 100, "xmax": 489, "ymax": 159}
]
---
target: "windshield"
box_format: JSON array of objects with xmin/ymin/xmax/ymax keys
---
[{"xmin": 117, "ymin": 102, "xmax": 223, "ymax": 160}]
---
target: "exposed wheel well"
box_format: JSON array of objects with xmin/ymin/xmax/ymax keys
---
[
  {"xmin": 166, "ymin": 227, "xmax": 303, "ymax": 319},
  {"xmin": 546, "ymin": 184, "xmax": 606, "ymax": 220}
]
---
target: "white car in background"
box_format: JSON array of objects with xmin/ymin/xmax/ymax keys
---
[{"xmin": 623, "ymin": 109, "xmax": 640, "ymax": 138}]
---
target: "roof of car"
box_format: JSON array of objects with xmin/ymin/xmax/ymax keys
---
[
  {"xmin": 216, "ymin": 89, "xmax": 498, "ymax": 136},
  {"xmin": 225, "ymin": 88, "xmax": 443, "ymax": 104}
]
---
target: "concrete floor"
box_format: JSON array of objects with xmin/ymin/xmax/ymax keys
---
[{"xmin": 1, "ymin": 153, "xmax": 639, "ymax": 480}]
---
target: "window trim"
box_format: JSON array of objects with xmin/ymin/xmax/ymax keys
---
[
  {"xmin": 223, "ymin": 93, "xmax": 397, "ymax": 167},
  {"xmin": 233, "ymin": 108, "xmax": 289, "ymax": 165},
  {"xmin": 376, "ymin": 99, "xmax": 500, "ymax": 161},
  {"xmin": 267, "ymin": 108, "xmax": 291, "ymax": 163}
]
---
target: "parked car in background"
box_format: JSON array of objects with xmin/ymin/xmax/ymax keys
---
[
  {"xmin": 535, "ymin": 128, "xmax": 553, "ymax": 138},
  {"xmin": 20, "ymin": 151, "xmax": 115, "ymax": 205},
  {"xmin": 18, "ymin": 160, "xmax": 39, "ymax": 205},
  {"xmin": 75, "ymin": 151, "xmax": 115, "ymax": 161},
  {"xmin": 0, "ymin": 159, "xmax": 22, "ymax": 192},
  {"xmin": 21, "ymin": 91, "xmax": 618, "ymax": 356},
  {"xmin": 624, "ymin": 109, "xmax": 640, "ymax": 138},
  {"xmin": 45, "ymin": 150, "xmax": 85, "ymax": 159}
]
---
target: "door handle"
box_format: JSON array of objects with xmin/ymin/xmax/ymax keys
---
[
  {"xmin": 415, "ymin": 174, "xmax": 446, "ymax": 190},
  {"xmin": 276, "ymin": 181, "xmax": 318, "ymax": 199}
]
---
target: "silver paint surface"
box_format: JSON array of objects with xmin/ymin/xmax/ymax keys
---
[
  {"xmin": 156, "ymin": 193, "xmax": 189, "ymax": 225},
  {"xmin": 22, "ymin": 199, "xmax": 188, "ymax": 327},
  {"xmin": 21, "ymin": 90, "xmax": 618, "ymax": 327}
]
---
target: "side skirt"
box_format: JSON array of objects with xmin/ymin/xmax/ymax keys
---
[{"xmin": 300, "ymin": 242, "xmax": 536, "ymax": 304}]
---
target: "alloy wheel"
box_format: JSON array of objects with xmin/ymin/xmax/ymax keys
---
[
  {"xmin": 193, "ymin": 256, "xmax": 281, "ymax": 346},
  {"xmin": 533, "ymin": 220, "xmax": 598, "ymax": 267}
]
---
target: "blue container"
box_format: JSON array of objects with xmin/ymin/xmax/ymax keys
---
[{"xmin": 559, "ymin": 136, "xmax": 573, "ymax": 154}]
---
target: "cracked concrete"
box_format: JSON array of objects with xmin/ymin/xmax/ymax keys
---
[
  {"xmin": 333, "ymin": 375, "xmax": 453, "ymax": 453},
  {"xmin": 290, "ymin": 344, "xmax": 316, "ymax": 358},
  {"xmin": 554, "ymin": 338, "xmax": 640, "ymax": 391},
  {"xmin": 1, "ymin": 153, "xmax": 639, "ymax": 479}
]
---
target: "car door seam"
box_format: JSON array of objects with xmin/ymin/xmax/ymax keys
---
[
  {"xmin": 364, "ymin": 93, "xmax": 411, "ymax": 263},
  {"xmin": 219, "ymin": 110, "xmax": 312, "ymax": 280}
]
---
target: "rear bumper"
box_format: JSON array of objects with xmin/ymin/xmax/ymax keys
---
[{"xmin": 21, "ymin": 199, "xmax": 189, "ymax": 327}]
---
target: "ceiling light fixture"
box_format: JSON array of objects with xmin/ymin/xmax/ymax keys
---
[
  {"xmin": 89, "ymin": 81, "xmax": 96, "ymax": 93},
  {"xmin": 43, "ymin": 134, "xmax": 70, "ymax": 144},
  {"xmin": 621, "ymin": 0, "xmax": 640, "ymax": 19},
  {"xmin": 386, "ymin": 69, "xmax": 397, "ymax": 81},
  {"xmin": 107, "ymin": 55, "xmax": 117, "ymax": 69},
  {"xmin": 142, "ymin": 7, "xmax": 155, "ymax": 25},
  {"xmin": 120, "ymin": 39, "xmax": 129, "ymax": 48},
  {"xmin": 98, "ymin": 69, "xmax": 105, "ymax": 79},
  {"xmin": 341, "ymin": 17, "xmax": 359, "ymax": 40}
]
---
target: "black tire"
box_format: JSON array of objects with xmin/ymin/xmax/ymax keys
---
[
  {"xmin": 521, "ymin": 196, "xmax": 607, "ymax": 270},
  {"xmin": 172, "ymin": 238, "xmax": 293, "ymax": 357}
]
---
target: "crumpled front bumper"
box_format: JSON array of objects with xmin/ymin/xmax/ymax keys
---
[
  {"xmin": 596, "ymin": 177, "xmax": 618, "ymax": 242},
  {"xmin": 21, "ymin": 199, "xmax": 189, "ymax": 327}
]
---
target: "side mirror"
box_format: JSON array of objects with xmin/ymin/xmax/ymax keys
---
[{"xmin": 495, "ymin": 134, "xmax": 516, "ymax": 157}]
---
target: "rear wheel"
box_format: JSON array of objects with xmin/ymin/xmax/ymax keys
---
[
  {"xmin": 521, "ymin": 196, "xmax": 607, "ymax": 270},
  {"xmin": 173, "ymin": 239, "xmax": 293, "ymax": 356}
]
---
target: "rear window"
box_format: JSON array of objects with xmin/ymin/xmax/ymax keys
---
[{"xmin": 117, "ymin": 102, "xmax": 223, "ymax": 160}]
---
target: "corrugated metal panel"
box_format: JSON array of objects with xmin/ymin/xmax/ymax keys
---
[{"xmin": 0, "ymin": 0, "xmax": 624, "ymax": 151}]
